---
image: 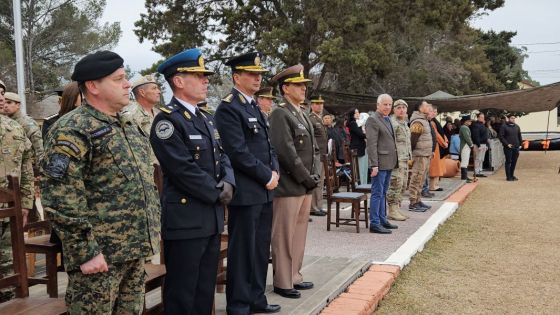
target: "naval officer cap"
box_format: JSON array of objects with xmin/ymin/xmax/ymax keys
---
[
  {"xmin": 225, "ymin": 52, "xmax": 268, "ymax": 73},
  {"xmin": 71, "ymin": 50, "xmax": 124, "ymax": 82},
  {"xmin": 271, "ymin": 64, "xmax": 312, "ymax": 85},
  {"xmin": 157, "ymin": 48, "xmax": 215, "ymax": 79},
  {"xmin": 310, "ymin": 95, "xmax": 325, "ymax": 103}
]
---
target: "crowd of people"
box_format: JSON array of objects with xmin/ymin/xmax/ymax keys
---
[{"xmin": 0, "ymin": 47, "xmax": 524, "ymax": 315}]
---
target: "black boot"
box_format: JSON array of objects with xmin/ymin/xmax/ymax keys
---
[{"xmin": 461, "ymin": 168, "xmax": 472, "ymax": 183}]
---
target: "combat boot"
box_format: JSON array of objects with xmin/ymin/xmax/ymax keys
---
[
  {"xmin": 461, "ymin": 168, "xmax": 472, "ymax": 183},
  {"xmin": 388, "ymin": 204, "xmax": 407, "ymax": 221}
]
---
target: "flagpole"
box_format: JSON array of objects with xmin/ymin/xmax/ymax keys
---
[{"xmin": 13, "ymin": 0, "xmax": 27, "ymax": 115}]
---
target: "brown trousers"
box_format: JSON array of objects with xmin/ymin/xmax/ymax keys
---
[{"xmin": 271, "ymin": 194, "xmax": 312, "ymax": 289}]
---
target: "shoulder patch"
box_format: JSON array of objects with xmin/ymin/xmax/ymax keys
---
[
  {"xmin": 410, "ymin": 122, "xmax": 424, "ymax": 134},
  {"xmin": 155, "ymin": 120, "xmax": 174, "ymax": 140},
  {"xmin": 53, "ymin": 134, "xmax": 87, "ymax": 159},
  {"xmin": 222, "ymin": 94, "xmax": 233, "ymax": 103},
  {"xmin": 43, "ymin": 152, "xmax": 71, "ymax": 178}
]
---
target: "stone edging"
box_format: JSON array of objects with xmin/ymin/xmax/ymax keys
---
[{"xmin": 319, "ymin": 182, "xmax": 479, "ymax": 315}]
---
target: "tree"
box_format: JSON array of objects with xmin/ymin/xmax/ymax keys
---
[
  {"xmin": 134, "ymin": 0, "xmax": 519, "ymax": 100},
  {"xmin": 0, "ymin": 0, "xmax": 121, "ymax": 100}
]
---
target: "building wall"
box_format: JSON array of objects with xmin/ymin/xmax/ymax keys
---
[{"xmin": 516, "ymin": 107, "xmax": 560, "ymax": 133}]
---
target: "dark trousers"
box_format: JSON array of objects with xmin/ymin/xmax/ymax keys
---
[
  {"xmin": 504, "ymin": 147, "xmax": 520, "ymax": 179},
  {"xmin": 226, "ymin": 202, "xmax": 273, "ymax": 315},
  {"xmin": 163, "ymin": 235, "xmax": 220, "ymax": 315}
]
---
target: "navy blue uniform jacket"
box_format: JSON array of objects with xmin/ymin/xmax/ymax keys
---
[
  {"xmin": 214, "ymin": 89, "xmax": 279, "ymax": 206},
  {"xmin": 150, "ymin": 97, "xmax": 235, "ymax": 240}
]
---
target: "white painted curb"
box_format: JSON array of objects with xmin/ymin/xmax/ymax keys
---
[{"xmin": 381, "ymin": 201, "xmax": 459, "ymax": 268}]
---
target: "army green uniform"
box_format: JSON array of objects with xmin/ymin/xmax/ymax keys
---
[
  {"xmin": 0, "ymin": 115, "xmax": 34, "ymax": 302},
  {"xmin": 41, "ymin": 103, "xmax": 160, "ymax": 314},
  {"xmin": 387, "ymin": 116, "xmax": 412, "ymax": 207},
  {"xmin": 10, "ymin": 110, "xmax": 44, "ymax": 164},
  {"xmin": 121, "ymin": 102, "xmax": 160, "ymax": 164}
]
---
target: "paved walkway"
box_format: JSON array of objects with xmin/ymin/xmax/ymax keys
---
[{"xmin": 375, "ymin": 151, "xmax": 560, "ymax": 314}]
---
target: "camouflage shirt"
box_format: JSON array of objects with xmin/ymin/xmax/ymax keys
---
[
  {"xmin": 391, "ymin": 115, "xmax": 412, "ymax": 161},
  {"xmin": 10, "ymin": 110, "xmax": 44, "ymax": 165},
  {"xmin": 121, "ymin": 102, "xmax": 159, "ymax": 164},
  {"xmin": 0, "ymin": 115, "xmax": 34, "ymax": 209},
  {"xmin": 40, "ymin": 103, "xmax": 160, "ymax": 271}
]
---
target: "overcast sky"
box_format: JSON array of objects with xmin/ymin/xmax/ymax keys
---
[{"xmin": 101, "ymin": 0, "xmax": 560, "ymax": 90}]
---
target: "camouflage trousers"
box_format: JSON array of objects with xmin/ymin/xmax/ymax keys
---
[
  {"xmin": 408, "ymin": 156, "xmax": 430, "ymax": 203},
  {"xmin": 387, "ymin": 161, "xmax": 409, "ymax": 206},
  {"xmin": 0, "ymin": 222, "xmax": 15, "ymax": 302},
  {"xmin": 65, "ymin": 259, "xmax": 145, "ymax": 315}
]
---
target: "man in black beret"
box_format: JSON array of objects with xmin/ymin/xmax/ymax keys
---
[
  {"xmin": 215, "ymin": 52, "xmax": 281, "ymax": 314},
  {"xmin": 41, "ymin": 50, "xmax": 161, "ymax": 314}
]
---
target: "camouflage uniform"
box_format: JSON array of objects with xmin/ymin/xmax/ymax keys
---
[
  {"xmin": 41, "ymin": 103, "xmax": 160, "ymax": 314},
  {"xmin": 0, "ymin": 115, "xmax": 34, "ymax": 302},
  {"xmin": 387, "ymin": 116, "xmax": 412, "ymax": 207},
  {"xmin": 121, "ymin": 102, "xmax": 159, "ymax": 165},
  {"xmin": 10, "ymin": 110, "xmax": 44, "ymax": 165}
]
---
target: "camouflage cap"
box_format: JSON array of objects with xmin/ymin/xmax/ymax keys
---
[
  {"xmin": 131, "ymin": 74, "xmax": 158, "ymax": 91},
  {"xmin": 4, "ymin": 92, "xmax": 21, "ymax": 103}
]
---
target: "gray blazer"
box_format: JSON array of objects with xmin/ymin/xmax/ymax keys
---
[{"xmin": 365, "ymin": 112, "xmax": 398, "ymax": 171}]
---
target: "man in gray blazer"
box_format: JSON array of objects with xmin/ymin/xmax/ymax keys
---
[{"xmin": 365, "ymin": 94, "xmax": 399, "ymax": 234}]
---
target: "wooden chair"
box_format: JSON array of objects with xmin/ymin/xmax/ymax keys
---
[
  {"xmin": 0, "ymin": 176, "xmax": 66, "ymax": 314},
  {"xmin": 24, "ymin": 221, "xmax": 62, "ymax": 298},
  {"xmin": 323, "ymin": 155, "xmax": 369, "ymax": 233}
]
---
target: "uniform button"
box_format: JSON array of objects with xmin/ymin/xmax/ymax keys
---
[
  {"xmin": 196, "ymin": 146, "xmax": 200, "ymax": 150},
  {"xmin": 216, "ymin": 161, "xmax": 219, "ymax": 165},
  {"xmin": 180, "ymin": 198, "xmax": 187, "ymax": 204},
  {"xmin": 214, "ymin": 148, "xmax": 216, "ymax": 152}
]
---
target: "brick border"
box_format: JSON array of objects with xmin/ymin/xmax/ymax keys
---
[{"xmin": 319, "ymin": 183, "xmax": 478, "ymax": 315}]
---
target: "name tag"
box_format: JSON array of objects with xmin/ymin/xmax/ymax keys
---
[
  {"xmin": 248, "ymin": 117, "xmax": 257, "ymax": 122},
  {"xmin": 189, "ymin": 134, "xmax": 202, "ymax": 140}
]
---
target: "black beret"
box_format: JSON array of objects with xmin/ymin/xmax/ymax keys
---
[{"xmin": 71, "ymin": 51, "xmax": 124, "ymax": 82}]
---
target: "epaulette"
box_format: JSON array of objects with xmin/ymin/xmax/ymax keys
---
[
  {"xmin": 159, "ymin": 103, "xmax": 178, "ymax": 114},
  {"xmin": 222, "ymin": 94, "xmax": 233, "ymax": 103},
  {"xmin": 199, "ymin": 107, "xmax": 213, "ymax": 115},
  {"xmin": 238, "ymin": 94, "xmax": 247, "ymax": 104}
]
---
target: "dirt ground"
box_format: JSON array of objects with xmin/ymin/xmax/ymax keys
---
[{"xmin": 375, "ymin": 151, "xmax": 560, "ymax": 315}]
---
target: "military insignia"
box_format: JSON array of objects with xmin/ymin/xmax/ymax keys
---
[
  {"xmin": 194, "ymin": 153, "xmax": 200, "ymax": 160},
  {"xmin": 44, "ymin": 153, "xmax": 70, "ymax": 178},
  {"xmin": 238, "ymin": 94, "xmax": 247, "ymax": 104},
  {"xmin": 155, "ymin": 120, "xmax": 174, "ymax": 140},
  {"xmin": 254, "ymin": 55, "xmax": 261, "ymax": 66},
  {"xmin": 298, "ymin": 123, "xmax": 306, "ymax": 130},
  {"xmin": 55, "ymin": 139, "xmax": 82, "ymax": 157},
  {"xmin": 184, "ymin": 111, "xmax": 191, "ymax": 120},
  {"xmin": 159, "ymin": 106, "xmax": 172, "ymax": 114},
  {"xmin": 90, "ymin": 126, "xmax": 112, "ymax": 139},
  {"xmin": 222, "ymin": 94, "xmax": 233, "ymax": 103},
  {"xmin": 299, "ymin": 140, "xmax": 304, "ymax": 144},
  {"xmin": 214, "ymin": 129, "xmax": 221, "ymax": 139},
  {"xmin": 198, "ymin": 55, "xmax": 205, "ymax": 67}
]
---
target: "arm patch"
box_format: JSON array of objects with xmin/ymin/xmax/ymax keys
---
[{"xmin": 43, "ymin": 153, "xmax": 70, "ymax": 178}]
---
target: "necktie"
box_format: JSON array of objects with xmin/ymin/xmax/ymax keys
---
[{"xmin": 384, "ymin": 116, "xmax": 394, "ymax": 135}]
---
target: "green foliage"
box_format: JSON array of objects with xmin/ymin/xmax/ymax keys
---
[
  {"xmin": 134, "ymin": 0, "xmax": 536, "ymax": 100},
  {"xmin": 0, "ymin": 0, "xmax": 121, "ymax": 95}
]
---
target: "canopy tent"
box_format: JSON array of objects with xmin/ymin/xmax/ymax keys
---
[{"xmin": 319, "ymin": 81, "xmax": 560, "ymax": 114}]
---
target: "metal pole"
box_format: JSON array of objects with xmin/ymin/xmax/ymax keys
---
[
  {"xmin": 12, "ymin": 0, "xmax": 27, "ymax": 115},
  {"xmin": 545, "ymin": 109, "xmax": 551, "ymax": 154}
]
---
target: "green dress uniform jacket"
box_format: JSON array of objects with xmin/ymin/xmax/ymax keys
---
[
  {"xmin": 308, "ymin": 112, "xmax": 328, "ymax": 155},
  {"xmin": 268, "ymin": 99, "xmax": 320, "ymax": 197},
  {"xmin": 40, "ymin": 104, "xmax": 160, "ymax": 271}
]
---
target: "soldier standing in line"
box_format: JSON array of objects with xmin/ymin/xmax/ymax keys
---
[
  {"xmin": 2, "ymin": 92, "xmax": 44, "ymax": 164},
  {"xmin": 122, "ymin": 75, "xmax": 161, "ymax": 164},
  {"xmin": 386, "ymin": 99, "xmax": 411, "ymax": 221},
  {"xmin": 308, "ymin": 96, "xmax": 328, "ymax": 217},
  {"xmin": 408, "ymin": 101, "xmax": 433, "ymax": 212},
  {"xmin": 269, "ymin": 64, "xmax": 320, "ymax": 299},
  {"xmin": 0, "ymin": 79, "xmax": 34, "ymax": 303},
  {"xmin": 215, "ymin": 52, "xmax": 281, "ymax": 315},
  {"xmin": 255, "ymin": 86, "xmax": 276, "ymax": 117},
  {"xmin": 150, "ymin": 48, "xmax": 235, "ymax": 314},
  {"xmin": 41, "ymin": 51, "xmax": 160, "ymax": 314}
]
